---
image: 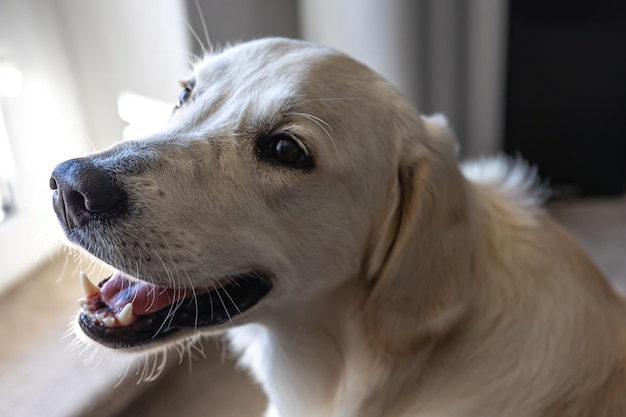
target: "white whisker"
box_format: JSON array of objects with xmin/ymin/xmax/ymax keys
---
[
  {"xmin": 184, "ymin": 20, "xmax": 207, "ymax": 57},
  {"xmin": 113, "ymin": 360, "xmax": 132, "ymax": 388},
  {"xmin": 218, "ymin": 279, "xmax": 242, "ymax": 320},
  {"xmin": 184, "ymin": 271, "xmax": 200, "ymax": 332},
  {"xmin": 287, "ymin": 111, "xmax": 338, "ymax": 157},
  {"xmin": 212, "ymin": 282, "xmax": 233, "ymax": 324},
  {"xmin": 194, "ymin": 0, "xmax": 214, "ymax": 54}
]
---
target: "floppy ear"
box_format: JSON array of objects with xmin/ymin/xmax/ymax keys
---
[{"xmin": 364, "ymin": 115, "xmax": 473, "ymax": 356}]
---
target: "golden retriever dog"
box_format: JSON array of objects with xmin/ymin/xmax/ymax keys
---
[{"xmin": 50, "ymin": 38, "xmax": 626, "ymax": 416}]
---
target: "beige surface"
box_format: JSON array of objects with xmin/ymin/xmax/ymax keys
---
[
  {"xmin": 0, "ymin": 258, "xmax": 151, "ymax": 417},
  {"xmin": 548, "ymin": 196, "xmax": 626, "ymax": 292},
  {"xmin": 111, "ymin": 342, "xmax": 266, "ymax": 417},
  {"xmin": 112, "ymin": 195, "xmax": 626, "ymax": 417}
]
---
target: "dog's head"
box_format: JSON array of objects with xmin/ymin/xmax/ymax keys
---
[{"xmin": 51, "ymin": 38, "xmax": 467, "ymax": 353}]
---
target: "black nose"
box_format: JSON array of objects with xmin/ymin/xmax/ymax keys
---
[{"xmin": 50, "ymin": 158, "xmax": 125, "ymax": 229}]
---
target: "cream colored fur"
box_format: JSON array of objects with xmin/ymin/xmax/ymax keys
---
[
  {"xmin": 221, "ymin": 40, "xmax": 626, "ymax": 417},
  {"xmin": 72, "ymin": 38, "xmax": 626, "ymax": 416}
]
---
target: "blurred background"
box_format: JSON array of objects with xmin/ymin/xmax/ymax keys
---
[{"xmin": 0, "ymin": 1, "xmax": 624, "ymax": 416}]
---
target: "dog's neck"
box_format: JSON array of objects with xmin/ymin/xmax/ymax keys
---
[
  {"xmin": 228, "ymin": 280, "xmax": 395, "ymax": 417},
  {"xmin": 228, "ymin": 271, "xmax": 460, "ymax": 417}
]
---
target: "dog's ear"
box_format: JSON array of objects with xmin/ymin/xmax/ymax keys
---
[{"xmin": 364, "ymin": 115, "xmax": 472, "ymax": 356}]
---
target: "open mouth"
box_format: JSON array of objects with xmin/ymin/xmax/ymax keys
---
[{"xmin": 77, "ymin": 270, "xmax": 272, "ymax": 349}]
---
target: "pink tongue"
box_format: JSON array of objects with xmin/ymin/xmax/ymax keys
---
[{"xmin": 100, "ymin": 273, "xmax": 191, "ymax": 316}]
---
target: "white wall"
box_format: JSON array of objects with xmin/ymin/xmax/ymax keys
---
[
  {"xmin": 0, "ymin": 0, "xmax": 191, "ymax": 292},
  {"xmin": 56, "ymin": 0, "xmax": 192, "ymax": 150}
]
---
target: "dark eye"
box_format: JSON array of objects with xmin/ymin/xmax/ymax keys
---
[
  {"xmin": 175, "ymin": 81, "xmax": 195, "ymax": 109},
  {"xmin": 258, "ymin": 134, "xmax": 313, "ymax": 169},
  {"xmin": 176, "ymin": 86, "xmax": 192, "ymax": 108}
]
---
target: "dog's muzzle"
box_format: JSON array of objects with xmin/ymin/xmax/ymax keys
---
[
  {"xmin": 49, "ymin": 157, "xmax": 274, "ymax": 349},
  {"xmin": 50, "ymin": 158, "xmax": 126, "ymax": 230}
]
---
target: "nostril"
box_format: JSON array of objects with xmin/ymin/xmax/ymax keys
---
[
  {"xmin": 82, "ymin": 188, "xmax": 120, "ymax": 213},
  {"xmin": 50, "ymin": 157, "xmax": 126, "ymax": 228},
  {"xmin": 66, "ymin": 189, "xmax": 87, "ymax": 213}
]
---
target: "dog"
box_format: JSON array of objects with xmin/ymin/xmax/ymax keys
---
[{"xmin": 50, "ymin": 38, "xmax": 626, "ymax": 416}]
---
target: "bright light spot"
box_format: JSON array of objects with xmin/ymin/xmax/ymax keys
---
[
  {"xmin": 117, "ymin": 92, "xmax": 172, "ymax": 140},
  {"xmin": 0, "ymin": 67, "xmax": 23, "ymax": 98}
]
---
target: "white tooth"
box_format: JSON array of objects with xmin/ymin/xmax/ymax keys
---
[
  {"xmin": 95, "ymin": 311, "xmax": 107, "ymax": 321},
  {"xmin": 116, "ymin": 303, "xmax": 135, "ymax": 326},
  {"xmin": 102, "ymin": 317, "xmax": 116, "ymax": 327},
  {"xmin": 80, "ymin": 271, "xmax": 100, "ymax": 297}
]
